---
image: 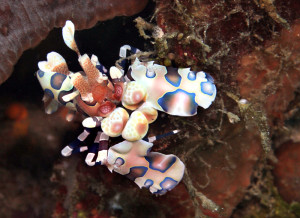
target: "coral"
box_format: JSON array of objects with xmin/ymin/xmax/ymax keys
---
[
  {"xmin": 273, "ymin": 141, "xmax": 300, "ymax": 203},
  {"xmin": 5, "ymin": 102, "xmax": 28, "ymax": 121},
  {"xmin": 232, "ymin": 166, "xmax": 300, "ymax": 218},
  {"xmin": 146, "ymin": 0, "xmax": 300, "ymax": 216},
  {"xmin": 0, "ymin": 101, "xmax": 80, "ymax": 217},
  {"xmin": 5, "ymin": 102, "xmax": 29, "ymax": 137},
  {"xmin": 237, "ymin": 19, "xmax": 300, "ymax": 125},
  {"xmin": 0, "ymin": 0, "xmax": 148, "ymax": 85},
  {"xmin": 179, "ymin": 120, "xmax": 263, "ymax": 217}
]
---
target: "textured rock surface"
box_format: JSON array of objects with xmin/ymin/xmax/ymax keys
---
[
  {"xmin": 0, "ymin": 101, "xmax": 81, "ymax": 217},
  {"xmin": 237, "ymin": 19, "xmax": 300, "ymax": 124},
  {"xmin": 273, "ymin": 141, "xmax": 300, "ymax": 203},
  {"xmin": 151, "ymin": 0, "xmax": 300, "ymax": 216}
]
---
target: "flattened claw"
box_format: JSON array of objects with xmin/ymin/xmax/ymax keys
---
[{"xmin": 106, "ymin": 140, "xmax": 185, "ymax": 195}]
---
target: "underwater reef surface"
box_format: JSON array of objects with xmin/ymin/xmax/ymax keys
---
[{"xmin": 0, "ymin": 0, "xmax": 300, "ymax": 217}]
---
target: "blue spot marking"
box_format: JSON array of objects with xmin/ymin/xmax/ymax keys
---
[
  {"xmin": 125, "ymin": 166, "xmax": 148, "ymax": 181},
  {"xmin": 50, "ymin": 73, "xmax": 67, "ymax": 90},
  {"xmin": 115, "ymin": 157, "xmax": 125, "ymax": 166},
  {"xmin": 154, "ymin": 189, "xmax": 167, "ymax": 195},
  {"xmin": 205, "ymin": 73, "xmax": 214, "ymax": 83},
  {"xmin": 201, "ymin": 82, "xmax": 216, "ymax": 96},
  {"xmin": 44, "ymin": 88, "xmax": 54, "ymax": 99},
  {"xmin": 157, "ymin": 89, "xmax": 197, "ymax": 115},
  {"xmin": 144, "ymin": 179, "xmax": 154, "ymax": 188},
  {"xmin": 187, "ymin": 71, "xmax": 196, "ymax": 81},
  {"xmin": 153, "ymin": 177, "xmax": 178, "ymax": 195},
  {"xmin": 164, "ymin": 71, "xmax": 181, "ymax": 87},
  {"xmin": 96, "ymin": 64, "xmax": 107, "ymax": 74},
  {"xmin": 160, "ymin": 177, "xmax": 178, "ymax": 190},
  {"xmin": 131, "ymin": 47, "xmax": 139, "ymax": 54},
  {"xmin": 37, "ymin": 70, "xmax": 44, "ymax": 78},
  {"xmin": 145, "ymin": 155, "xmax": 176, "ymax": 173},
  {"xmin": 146, "ymin": 69, "xmax": 156, "ymax": 78}
]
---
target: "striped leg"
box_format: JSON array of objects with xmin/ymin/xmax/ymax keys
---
[
  {"xmin": 61, "ymin": 128, "xmax": 91, "ymax": 157},
  {"xmin": 118, "ymin": 45, "xmax": 141, "ymax": 71},
  {"xmin": 119, "ymin": 45, "xmax": 141, "ymax": 58},
  {"xmin": 85, "ymin": 130, "xmax": 109, "ymax": 166},
  {"xmin": 91, "ymin": 54, "xmax": 108, "ymax": 75},
  {"xmin": 144, "ymin": 130, "xmax": 180, "ymax": 143},
  {"xmin": 112, "ymin": 45, "xmax": 143, "ymax": 101},
  {"xmin": 82, "ymin": 116, "xmax": 103, "ymax": 128}
]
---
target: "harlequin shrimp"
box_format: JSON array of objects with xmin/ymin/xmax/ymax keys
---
[{"xmin": 36, "ymin": 20, "xmax": 216, "ymax": 194}]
